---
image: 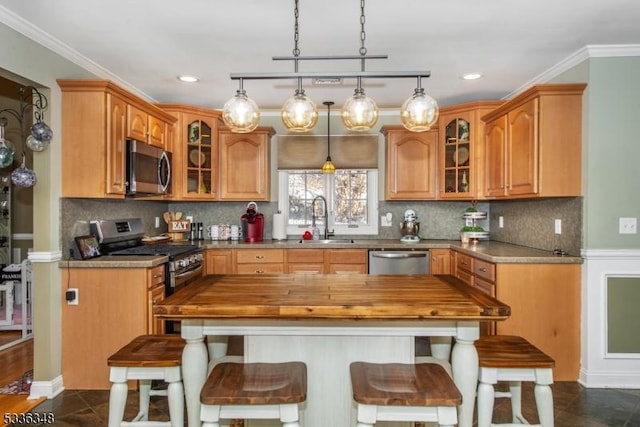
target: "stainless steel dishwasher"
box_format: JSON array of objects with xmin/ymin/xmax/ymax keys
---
[{"xmin": 368, "ymin": 249, "xmax": 430, "ymax": 274}]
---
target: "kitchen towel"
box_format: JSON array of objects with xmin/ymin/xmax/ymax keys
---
[{"xmin": 272, "ymin": 212, "xmax": 287, "ymax": 240}]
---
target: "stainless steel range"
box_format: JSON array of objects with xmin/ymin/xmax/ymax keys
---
[{"xmin": 90, "ymin": 218, "xmax": 204, "ymax": 332}]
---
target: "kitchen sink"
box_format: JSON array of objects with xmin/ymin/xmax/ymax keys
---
[{"xmin": 297, "ymin": 239, "xmax": 356, "ymax": 244}]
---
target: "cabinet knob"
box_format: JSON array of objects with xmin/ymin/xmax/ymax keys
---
[
  {"xmin": 479, "ymin": 267, "xmax": 486, "ymax": 272},
  {"xmin": 255, "ymin": 270, "xmax": 264, "ymax": 274},
  {"xmin": 255, "ymin": 255, "xmax": 264, "ymax": 259}
]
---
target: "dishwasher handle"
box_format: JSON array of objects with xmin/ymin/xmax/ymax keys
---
[{"xmin": 370, "ymin": 252, "xmax": 428, "ymax": 259}]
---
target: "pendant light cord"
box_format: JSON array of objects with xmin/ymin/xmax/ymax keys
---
[{"xmin": 323, "ymin": 101, "xmax": 334, "ymax": 159}]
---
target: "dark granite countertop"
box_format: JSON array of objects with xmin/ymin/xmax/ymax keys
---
[{"xmin": 60, "ymin": 239, "xmax": 580, "ymax": 268}]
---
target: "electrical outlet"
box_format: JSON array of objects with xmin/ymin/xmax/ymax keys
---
[
  {"xmin": 155, "ymin": 216, "xmax": 160, "ymax": 228},
  {"xmin": 381, "ymin": 212, "xmax": 392, "ymax": 227},
  {"xmin": 499, "ymin": 216, "xmax": 504, "ymax": 228},
  {"xmin": 619, "ymin": 217, "xmax": 638, "ymax": 234},
  {"xmin": 555, "ymin": 219, "xmax": 562, "ymax": 234},
  {"xmin": 66, "ymin": 288, "xmax": 79, "ymax": 305}
]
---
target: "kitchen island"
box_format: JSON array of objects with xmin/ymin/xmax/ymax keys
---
[{"xmin": 155, "ymin": 273, "xmax": 510, "ymax": 427}]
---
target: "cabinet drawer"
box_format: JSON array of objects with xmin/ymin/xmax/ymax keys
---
[
  {"xmin": 236, "ymin": 263, "xmax": 285, "ymax": 274},
  {"xmin": 287, "ymin": 249, "xmax": 324, "ymax": 263},
  {"xmin": 456, "ymin": 253, "xmax": 473, "ymax": 273},
  {"xmin": 236, "ymin": 249, "xmax": 284, "ymax": 264},
  {"xmin": 147, "ymin": 265, "xmax": 165, "ymax": 288},
  {"xmin": 474, "ymin": 259, "xmax": 496, "ymax": 282},
  {"xmin": 327, "ymin": 249, "xmax": 367, "ymax": 264},
  {"xmin": 329, "ymin": 264, "xmax": 367, "ymax": 274},
  {"xmin": 474, "ymin": 276, "xmax": 496, "ymax": 297},
  {"xmin": 456, "ymin": 268, "xmax": 473, "ymax": 286},
  {"xmin": 287, "ymin": 263, "xmax": 324, "ymax": 274}
]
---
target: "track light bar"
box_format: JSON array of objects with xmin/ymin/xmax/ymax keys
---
[{"xmin": 230, "ymin": 70, "xmax": 431, "ymax": 81}]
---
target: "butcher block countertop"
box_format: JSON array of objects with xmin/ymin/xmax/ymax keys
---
[
  {"xmin": 153, "ymin": 273, "xmax": 511, "ymax": 320},
  {"xmin": 60, "ymin": 240, "xmax": 581, "ymax": 268}
]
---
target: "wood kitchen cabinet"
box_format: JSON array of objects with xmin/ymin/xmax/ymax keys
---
[
  {"xmin": 382, "ymin": 125, "xmax": 438, "ymax": 200},
  {"xmin": 234, "ymin": 248, "xmax": 285, "ymax": 274},
  {"xmin": 205, "ymin": 249, "xmax": 233, "ymax": 274},
  {"xmin": 286, "ymin": 249, "xmax": 325, "ymax": 274},
  {"xmin": 158, "ymin": 104, "xmax": 223, "ymax": 200},
  {"xmin": 327, "ymin": 249, "xmax": 368, "ymax": 274},
  {"xmin": 453, "ymin": 250, "xmax": 580, "ymax": 381},
  {"xmin": 429, "ymin": 249, "xmax": 451, "ymax": 274},
  {"xmin": 218, "ymin": 126, "xmax": 274, "ymax": 201},
  {"xmin": 481, "ymin": 84, "xmax": 586, "ymax": 198},
  {"xmin": 438, "ymin": 101, "xmax": 503, "ymax": 199},
  {"xmin": 58, "ymin": 80, "xmax": 176, "ymax": 198},
  {"xmin": 127, "ymin": 104, "xmax": 167, "ymax": 148},
  {"xmin": 60, "ymin": 265, "xmax": 167, "ymax": 389}
]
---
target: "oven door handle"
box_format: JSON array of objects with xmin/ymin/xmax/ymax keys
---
[{"xmin": 173, "ymin": 263, "xmax": 203, "ymax": 285}]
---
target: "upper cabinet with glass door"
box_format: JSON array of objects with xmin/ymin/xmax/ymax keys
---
[
  {"xmin": 438, "ymin": 101, "xmax": 503, "ymax": 200},
  {"xmin": 157, "ymin": 104, "xmax": 222, "ymax": 200}
]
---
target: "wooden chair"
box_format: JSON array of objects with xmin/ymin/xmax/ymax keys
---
[
  {"xmin": 476, "ymin": 335, "xmax": 555, "ymax": 427},
  {"xmin": 200, "ymin": 361, "xmax": 307, "ymax": 427},
  {"xmin": 107, "ymin": 334, "xmax": 185, "ymax": 427},
  {"xmin": 350, "ymin": 362, "xmax": 462, "ymax": 427}
]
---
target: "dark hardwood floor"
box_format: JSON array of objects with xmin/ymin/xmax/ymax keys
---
[{"xmin": 3, "ymin": 337, "xmax": 640, "ymax": 426}]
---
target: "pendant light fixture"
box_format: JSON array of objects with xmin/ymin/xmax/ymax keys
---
[
  {"xmin": 321, "ymin": 101, "xmax": 336, "ymax": 174},
  {"xmin": 280, "ymin": 0, "xmax": 319, "ymax": 132},
  {"xmin": 226, "ymin": 0, "xmax": 437, "ymax": 133},
  {"xmin": 340, "ymin": 0, "xmax": 379, "ymax": 132},
  {"xmin": 400, "ymin": 76, "xmax": 439, "ymax": 132},
  {"xmin": 222, "ymin": 79, "xmax": 260, "ymax": 133}
]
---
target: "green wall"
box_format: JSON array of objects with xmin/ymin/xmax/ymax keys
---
[{"xmin": 583, "ymin": 58, "xmax": 640, "ymax": 249}]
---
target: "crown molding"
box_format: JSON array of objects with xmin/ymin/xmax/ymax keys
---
[
  {"xmin": 506, "ymin": 44, "xmax": 640, "ymax": 99},
  {"xmin": 0, "ymin": 5, "xmax": 155, "ymax": 102}
]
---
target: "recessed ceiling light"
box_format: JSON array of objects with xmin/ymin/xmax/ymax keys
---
[
  {"xmin": 177, "ymin": 75, "xmax": 199, "ymax": 83},
  {"xmin": 461, "ymin": 73, "xmax": 482, "ymax": 80}
]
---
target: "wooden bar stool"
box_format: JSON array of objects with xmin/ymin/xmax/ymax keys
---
[
  {"xmin": 350, "ymin": 362, "xmax": 462, "ymax": 427},
  {"xmin": 200, "ymin": 362, "xmax": 307, "ymax": 427},
  {"xmin": 107, "ymin": 335, "xmax": 186, "ymax": 427},
  {"xmin": 476, "ymin": 335, "xmax": 555, "ymax": 427}
]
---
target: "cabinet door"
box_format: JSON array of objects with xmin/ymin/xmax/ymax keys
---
[
  {"xmin": 440, "ymin": 113, "xmax": 472, "ymax": 198},
  {"xmin": 219, "ymin": 128, "xmax": 272, "ymax": 200},
  {"xmin": 385, "ymin": 127, "xmax": 437, "ymax": 200},
  {"xmin": 183, "ymin": 113, "xmax": 217, "ymax": 199},
  {"xmin": 148, "ymin": 284, "xmax": 165, "ymax": 334},
  {"xmin": 106, "ymin": 94, "xmax": 127, "ymax": 195},
  {"xmin": 127, "ymin": 104, "xmax": 148, "ymax": 142},
  {"xmin": 429, "ymin": 249, "xmax": 451, "ymax": 274},
  {"xmin": 507, "ymin": 98, "xmax": 538, "ymax": 196},
  {"xmin": 148, "ymin": 115, "xmax": 166, "ymax": 148},
  {"xmin": 205, "ymin": 249, "xmax": 233, "ymax": 275},
  {"xmin": 484, "ymin": 115, "xmax": 508, "ymax": 197}
]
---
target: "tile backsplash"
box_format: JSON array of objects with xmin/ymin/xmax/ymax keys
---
[{"xmin": 61, "ymin": 196, "xmax": 582, "ymax": 255}]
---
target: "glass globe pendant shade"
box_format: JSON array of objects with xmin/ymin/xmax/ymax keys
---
[
  {"xmin": 281, "ymin": 90, "xmax": 318, "ymax": 132},
  {"xmin": 26, "ymin": 134, "xmax": 50, "ymax": 152},
  {"xmin": 401, "ymin": 88, "xmax": 439, "ymax": 132},
  {"xmin": 11, "ymin": 153, "xmax": 37, "ymax": 188},
  {"xmin": 222, "ymin": 90, "xmax": 260, "ymax": 133},
  {"xmin": 341, "ymin": 88, "xmax": 379, "ymax": 132}
]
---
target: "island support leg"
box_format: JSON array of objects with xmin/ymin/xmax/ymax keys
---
[
  {"xmin": 451, "ymin": 321, "xmax": 479, "ymax": 427},
  {"xmin": 182, "ymin": 321, "xmax": 208, "ymax": 427}
]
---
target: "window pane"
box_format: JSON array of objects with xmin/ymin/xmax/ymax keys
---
[
  {"xmin": 335, "ymin": 170, "xmax": 369, "ymax": 226},
  {"xmin": 287, "ymin": 171, "xmax": 324, "ymax": 226}
]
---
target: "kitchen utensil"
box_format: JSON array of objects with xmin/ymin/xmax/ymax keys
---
[{"xmin": 163, "ymin": 212, "xmax": 172, "ymax": 224}]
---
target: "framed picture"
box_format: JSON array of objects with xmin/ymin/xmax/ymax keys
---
[{"xmin": 74, "ymin": 235, "xmax": 102, "ymax": 260}]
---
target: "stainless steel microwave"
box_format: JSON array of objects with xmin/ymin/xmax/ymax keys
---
[{"xmin": 126, "ymin": 139, "xmax": 171, "ymax": 196}]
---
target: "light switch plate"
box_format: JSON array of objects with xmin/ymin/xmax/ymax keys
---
[{"xmin": 381, "ymin": 213, "xmax": 392, "ymax": 227}]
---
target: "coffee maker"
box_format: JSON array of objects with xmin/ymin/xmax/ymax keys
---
[{"xmin": 241, "ymin": 201, "xmax": 264, "ymax": 243}]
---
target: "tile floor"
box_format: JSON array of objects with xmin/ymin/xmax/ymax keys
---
[{"xmin": 26, "ymin": 381, "xmax": 640, "ymax": 426}]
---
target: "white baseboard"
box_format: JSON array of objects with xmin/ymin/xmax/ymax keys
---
[
  {"xmin": 580, "ymin": 367, "xmax": 640, "ymax": 389},
  {"xmin": 28, "ymin": 375, "xmax": 64, "ymax": 400}
]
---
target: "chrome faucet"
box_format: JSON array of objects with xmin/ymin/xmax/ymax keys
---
[{"xmin": 311, "ymin": 195, "xmax": 334, "ymax": 239}]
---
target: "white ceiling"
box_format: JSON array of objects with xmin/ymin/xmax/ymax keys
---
[{"xmin": 1, "ymin": 0, "xmax": 640, "ymax": 112}]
